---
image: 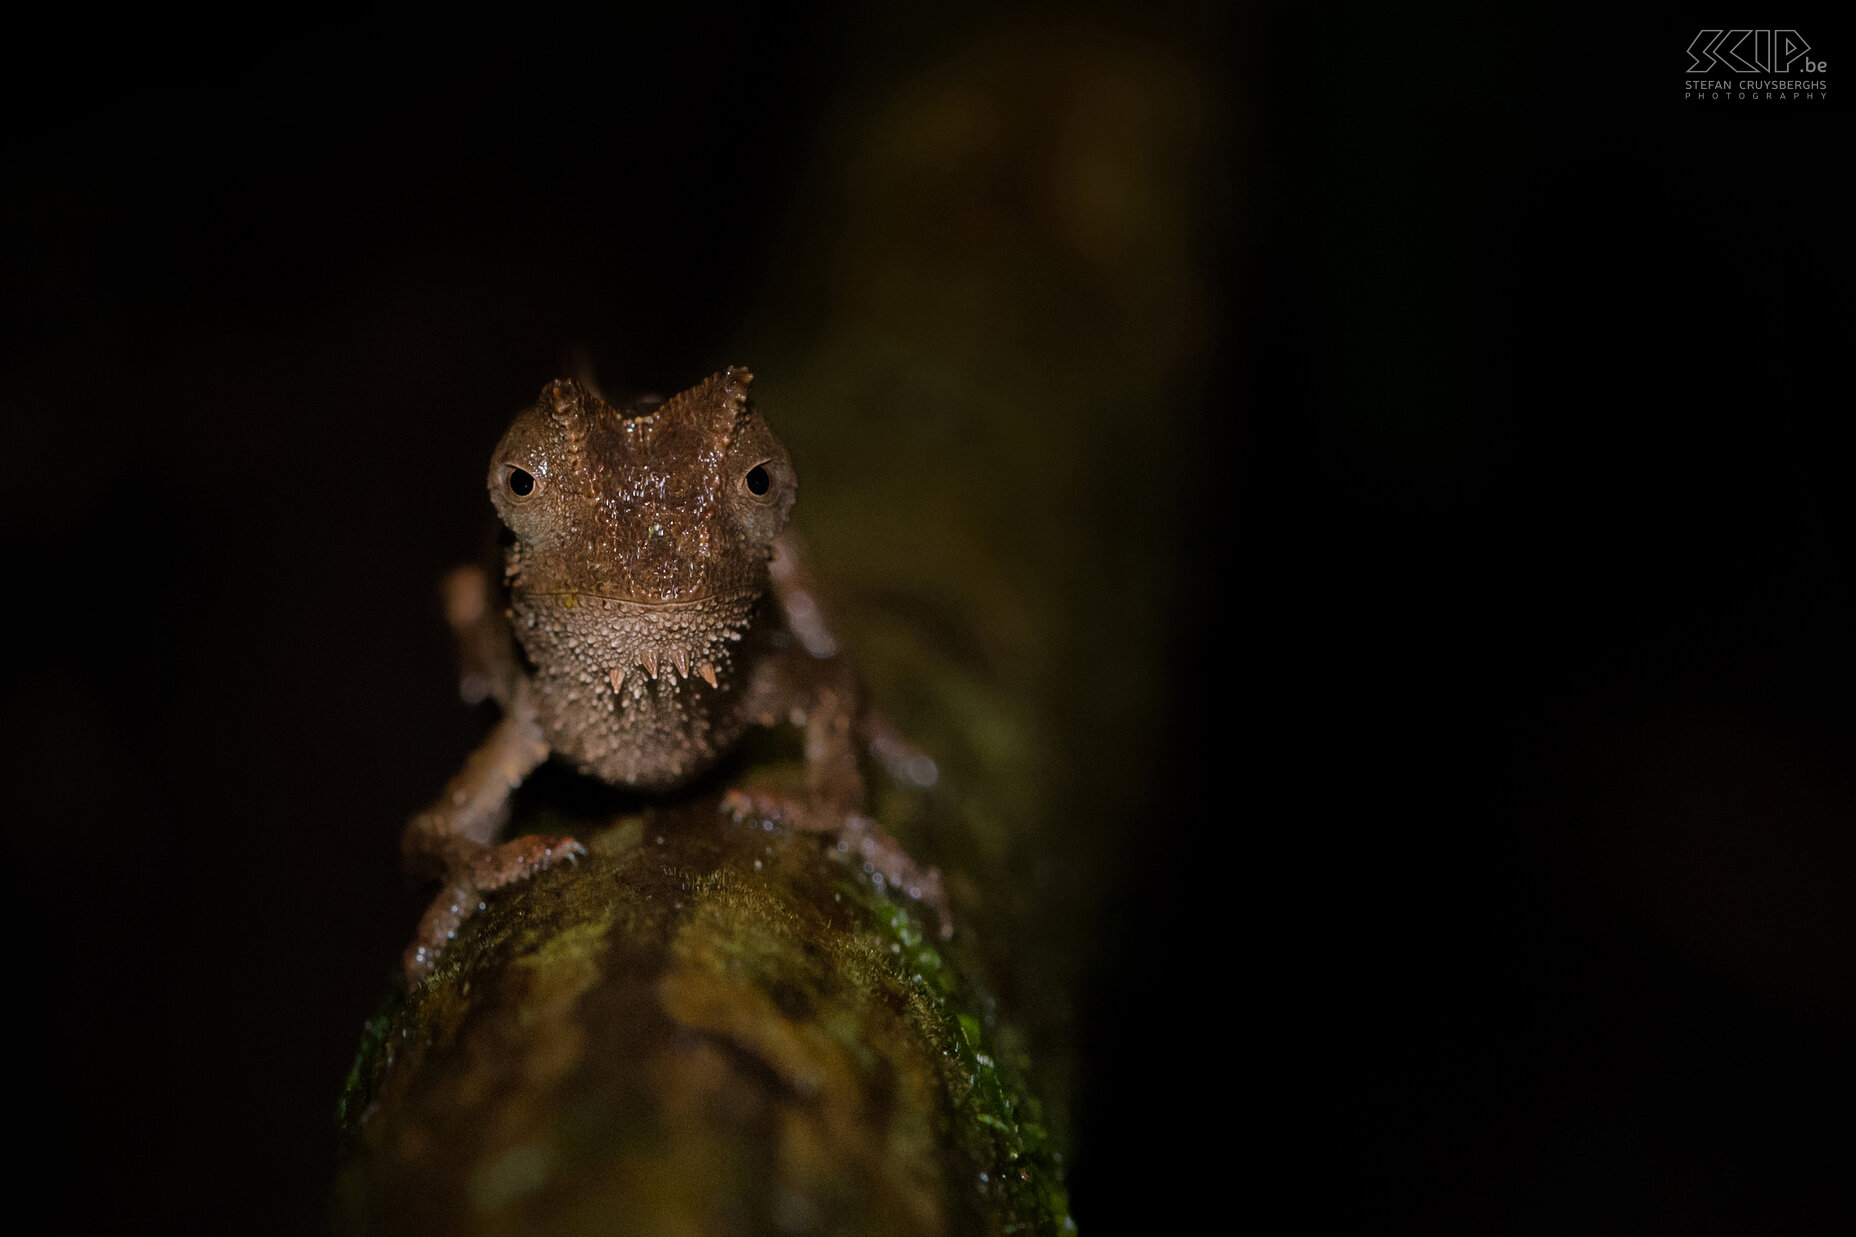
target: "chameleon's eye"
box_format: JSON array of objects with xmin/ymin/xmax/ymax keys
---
[
  {"xmin": 731, "ymin": 453, "xmax": 793, "ymax": 536},
  {"xmin": 502, "ymin": 465, "xmax": 538, "ymax": 499}
]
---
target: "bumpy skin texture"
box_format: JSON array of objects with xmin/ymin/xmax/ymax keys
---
[
  {"xmin": 496, "ymin": 370, "xmax": 793, "ymax": 789},
  {"xmin": 401, "ymin": 369, "xmax": 945, "ymax": 983}
]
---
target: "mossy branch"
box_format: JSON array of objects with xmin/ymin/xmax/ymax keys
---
[{"xmin": 336, "ymin": 797, "xmax": 1071, "ymax": 1236}]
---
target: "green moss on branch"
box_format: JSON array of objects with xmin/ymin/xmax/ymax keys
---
[{"xmin": 337, "ymin": 799, "xmax": 1071, "ymax": 1236}]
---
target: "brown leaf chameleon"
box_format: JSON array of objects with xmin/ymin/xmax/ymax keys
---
[{"xmin": 400, "ymin": 368, "xmax": 948, "ymax": 983}]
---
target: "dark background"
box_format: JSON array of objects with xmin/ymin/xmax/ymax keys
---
[{"xmin": 5, "ymin": 3, "xmax": 1851, "ymax": 1233}]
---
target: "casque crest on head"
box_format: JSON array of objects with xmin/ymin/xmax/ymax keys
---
[{"xmin": 540, "ymin": 366, "xmax": 756, "ymax": 470}]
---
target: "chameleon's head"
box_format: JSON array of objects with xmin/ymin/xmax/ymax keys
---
[{"xmin": 488, "ymin": 367, "xmax": 797, "ymax": 605}]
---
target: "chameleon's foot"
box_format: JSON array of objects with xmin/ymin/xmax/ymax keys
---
[
  {"xmin": 834, "ymin": 813, "xmax": 952, "ymax": 940},
  {"xmin": 721, "ymin": 786, "xmax": 799, "ymax": 825},
  {"xmin": 726, "ymin": 791, "xmax": 951, "ymax": 940},
  {"xmin": 468, "ymin": 833, "xmax": 585, "ymax": 890},
  {"xmin": 403, "ymin": 834, "xmax": 584, "ymax": 986},
  {"xmin": 404, "ymin": 880, "xmax": 475, "ymax": 985}
]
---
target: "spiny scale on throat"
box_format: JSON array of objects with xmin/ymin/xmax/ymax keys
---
[{"xmin": 513, "ymin": 587, "xmax": 768, "ymax": 789}]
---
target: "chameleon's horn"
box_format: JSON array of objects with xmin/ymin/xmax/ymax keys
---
[
  {"xmin": 543, "ymin": 378, "xmax": 591, "ymax": 461},
  {"xmin": 703, "ymin": 366, "xmax": 754, "ymax": 420},
  {"xmin": 661, "ymin": 366, "xmax": 755, "ymax": 437},
  {"xmin": 720, "ymin": 365, "xmax": 754, "ymax": 402},
  {"xmin": 717, "ymin": 366, "xmax": 755, "ymax": 427}
]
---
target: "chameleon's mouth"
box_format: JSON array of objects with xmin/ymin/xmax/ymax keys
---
[
  {"xmin": 511, "ymin": 585, "xmax": 760, "ymax": 611},
  {"xmin": 509, "ymin": 585, "xmax": 762, "ymax": 695}
]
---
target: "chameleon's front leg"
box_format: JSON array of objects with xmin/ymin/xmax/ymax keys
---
[
  {"xmin": 749, "ymin": 535, "xmax": 952, "ymax": 937},
  {"xmin": 401, "ymin": 685, "xmax": 584, "ymax": 983},
  {"xmin": 400, "ymin": 571, "xmax": 584, "ymax": 984},
  {"xmin": 801, "ymin": 680, "xmax": 950, "ymax": 934},
  {"xmin": 769, "ymin": 533, "xmax": 941, "ymax": 787}
]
